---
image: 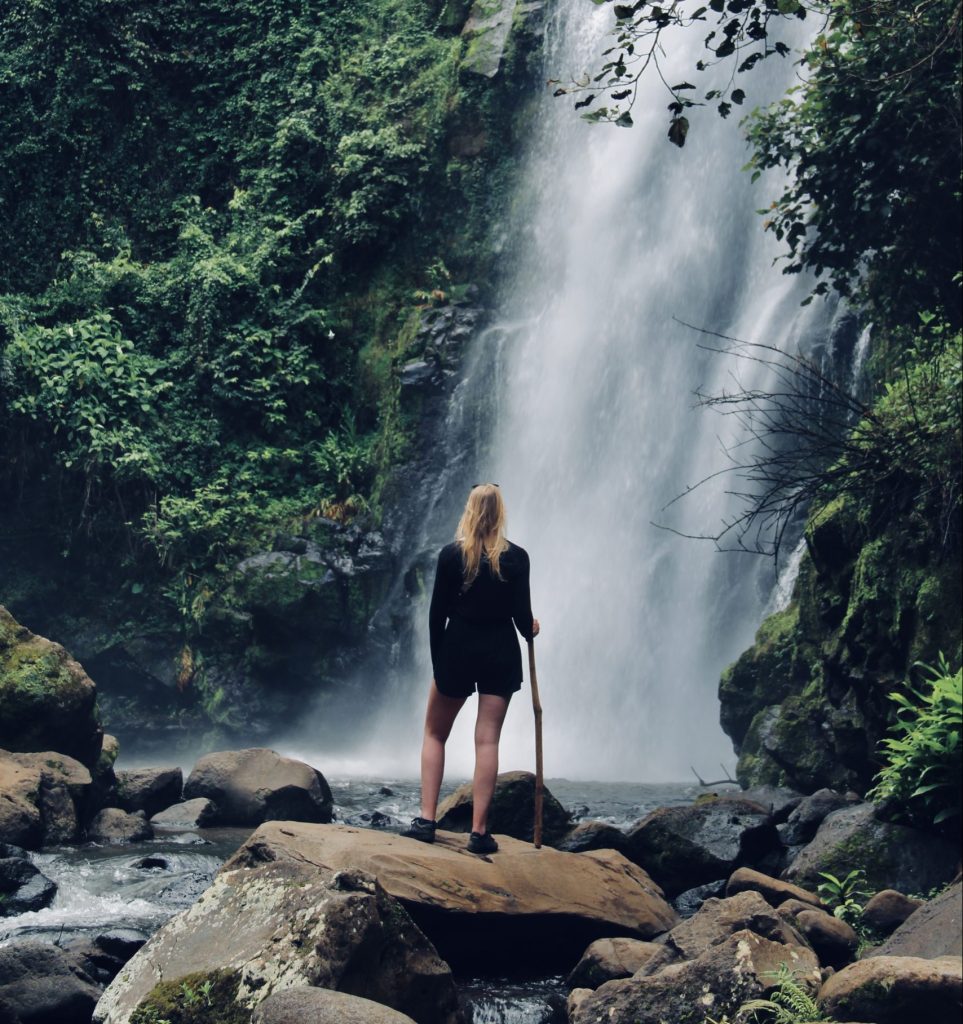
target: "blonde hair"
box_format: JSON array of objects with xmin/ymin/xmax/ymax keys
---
[{"xmin": 455, "ymin": 484, "xmax": 508, "ymax": 589}]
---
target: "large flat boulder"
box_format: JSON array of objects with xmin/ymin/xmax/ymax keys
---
[
  {"xmin": 0, "ymin": 606, "xmax": 103, "ymax": 768},
  {"xmin": 227, "ymin": 822, "xmax": 678, "ymax": 971},
  {"xmin": 783, "ymin": 802, "xmax": 960, "ymax": 893},
  {"xmin": 93, "ymin": 858, "xmax": 462, "ymax": 1024},
  {"xmin": 183, "ymin": 748, "xmax": 332, "ymax": 826}
]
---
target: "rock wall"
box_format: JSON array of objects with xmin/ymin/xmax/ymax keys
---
[{"xmin": 720, "ymin": 491, "xmax": 962, "ymax": 793}]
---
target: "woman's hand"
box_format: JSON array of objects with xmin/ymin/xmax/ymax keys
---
[{"xmin": 532, "ymin": 618, "xmax": 540, "ymax": 638}]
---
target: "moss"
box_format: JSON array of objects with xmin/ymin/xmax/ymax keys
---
[{"xmin": 130, "ymin": 969, "xmax": 247, "ymax": 1024}]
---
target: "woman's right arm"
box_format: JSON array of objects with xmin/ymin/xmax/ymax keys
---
[{"xmin": 429, "ymin": 548, "xmax": 454, "ymax": 677}]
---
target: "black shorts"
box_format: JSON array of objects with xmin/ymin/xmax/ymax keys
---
[{"xmin": 435, "ymin": 616, "xmax": 523, "ymax": 700}]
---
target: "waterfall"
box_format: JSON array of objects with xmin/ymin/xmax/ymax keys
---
[
  {"xmin": 448, "ymin": 2, "xmax": 838, "ymax": 782},
  {"xmin": 288, "ymin": 1, "xmax": 841, "ymax": 782}
]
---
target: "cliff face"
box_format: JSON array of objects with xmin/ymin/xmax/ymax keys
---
[{"xmin": 721, "ymin": 491, "xmax": 962, "ymax": 794}]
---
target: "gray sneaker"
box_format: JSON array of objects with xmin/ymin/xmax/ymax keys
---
[
  {"xmin": 467, "ymin": 831, "xmax": 498, "ymax": 854},
  {"xmin": 402, "ymin": 817, "xmax": 437, "ymax": 843}
]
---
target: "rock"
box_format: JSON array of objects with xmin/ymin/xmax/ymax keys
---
[
  {"xmin": 775, "ymin": 901, "xmax": 858, "ymax": 969},
  {"xmin": 567, "ymin": 988, "xmax": 593, "ymax": 1019},
  {"xmin": 566, "ymin": 938, "xmax": 663, "ymax": 990},
  {"xmin": 63, "ymin": 930, "xmax": 147, "ymax": 986},
  {"xmin": 0, "ymin": 749, "xmax": 92, "ymax": 849},
  {"xmin": 183, "ymin": 748, "xmax": 333, "ymax": 827},
  {"xmin": 782, "ymin": 802, "xmax": 960, "ymax": 893},
  {"xmin": 399, "ymin": 360, "xmax": 437, "ymax": 389},
  {"xmin": 778, "ymin": 788, "xmax": 854, "ymax": 845},
  {"xmin": 436, "ymin": 771, "xmax": 572, "ymax": 846},
  {"xmin": 226, "ymin": 821, "xmax": 677, "ymax": 973},
  {"xmin": 818, "ymin": 954, "xmax": 963, "ymax": 1023},
  {"xmin": 89, "ymin": 735, "xmax": 119, "ymax": 815},
  {"xmin": 0, "ymin": 941, "xmax": 102, "ymax": 1024},
  {"xmin": 461, "ymin": 0, "xmax": 518, "ymax": 78},
  {"xmin": 251, "ymin": 987, "xmax": 418, "ymax": 1024},
  {"xmin": 149, "ymin": 797, "xmax": 217, "ymax": 829},
  {"xmin": 862, "ymin": 888, "xmax": 924, "ymax": 936},
  {"xmin": 86, "ymin": 808, "xmax": 153, "ymax": 844},
  {"xmin": 0, "ymin": 607, "xmax": 103, "ymax": 768},
  {"xmin": 660, "ymin": 891, "xmax": 808, "ymax": 965},
  {"xmin": 738, "ymin": 786, "xmax": 804, "ymax": 823},
  {"xmin": 726, "ymin": 866, "xmax": 823, "ymax": 909},
  {"xmin": 671, "ymin": 879, "xmax": 726, "ymax": 919},
  {"xmin": 625, "ymin": 797, "xmax": 779, "ymax": 896},
  {"xmin": 114, "ymin": 767, "xmax": 182, "ymax": 819},
  {"xmin": 868, "ymin": 883, "xmax": 962, "ymax": 959},
  {"xmin": 92, "ymin": 859, "xmax": 462, "ymax": 1024},
  {"xmin": 0, "ymin": 854, "xmax": 57, "ymax": 915},
  {"xmin": 571, "ymin": 929, "xmax": 820, "ymax": 1024},
  {"xmin": 557, "ymin": 820, "xmax": 629, "ymax": 855}
]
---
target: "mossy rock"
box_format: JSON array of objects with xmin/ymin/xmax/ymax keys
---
[
  {"xmin": 130, "ymin": 969, "xmax": 247, "ymax": 1024},
  {"xmin": 0, "ymin": 607, "xmax": 103, "ymax": 768}
]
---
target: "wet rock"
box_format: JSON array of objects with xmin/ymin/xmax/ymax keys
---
[
  {"xmin": 660, "ymin": 890, "xmax": 807, "ymax": 964},
  {"xmin": 92, "ymin": 858, "xmax": 462, "ymax": 1024},
  {"xmin": 183, "ymin": 748, "xmax": 333, "ymax": 827},
  {"xmin": 570, "ymin": 929, "xmax": 820, "ymax": 1024},
  {"xmin": 399, "ymin": 360, "xmax": 437, "ymax": 389},
  {"xmin": 149, "ymin": 797, "xmax": 217, "ymax": 829},
  {"xmin": 867, "ymin": 883, "xmax": 962, "ymax": 959},
  {"xmin": 63, "ymin": 930, "xmax": 147, "ymax": 987},
  {"xmin": 225, "ymin": 821, "xmax": 677, "ymax": 974},
  {"xmin": 818, "ymin": 954, "xmax": 963, "ymax": 1023},
  {"xmin": 725, "ymin": 866, "xmax": 823, "ymax": 909},
  {"xmin": 86, "ymin": 808, "xmax": 153, "ymax": 845},
  {"xmin": 436, "ymin": 770, "xmax": 572, "ymax": 846},
  {"xmin": 0, "ymin": 750, "xmax": 92, "ymax": 849},
  {"xmin": 862, "ymin": 889, "xmax": 924, "ymax": 936},
  {"xmin": 778, "ymin": 788, "xmax": 853, "ymax": 846},
  {"xmin": 671, "ymin": 879, "xmax": 726, "ymax": 919},
  {"xmin": 557, "ymin": 820, "xmax": 629, "ymax": 855},
  {"xmin": 133, "ymin": 856, "xmax": 168, "ymax": 871},
  {"xmin": 0, "ymin": 941, "xmax": 101, "ymax": 1024},
  {"xmin": 782, "ymin": 802, "xmax": 960, "ymax": 893},
  {"xmin": 625, "ymin": 796, "xmax": 779, "ymax": 896},
  {"xmin": 114, "ymin": 767, "xmax": 183, "ymax": 819},
  {"xmin": 567, "ymin": 988, "xmax": 593, "ymax": 1019},
  {"xmin": 737, "ymin": 786, "xmax": 804, "ymax": 823},
  {"xmin": 0, "ymin": 854, "xmax": 57, "ymax": 915},
  {"xmin": 776, "ymin": 900, "xmax": 858, "ymax": 969},
  {"xmin": 566, "ymin": 938, "xmax": 663, "ymax": 990},
  {"xmin": 251, "ymin": 987, "xmax": 418, "ymax": 1024},
  {"xmin": 0, "ymin": 607, "xmax": 103, "ymax": 769},
  {"xmin": 89, "ymin": 735, "xmax": 119, "ymax": 815}
]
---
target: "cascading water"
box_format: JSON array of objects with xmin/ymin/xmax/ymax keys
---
[{"xmin": 291, "ymin": 2, "xmax": 857, "ymax": 783}]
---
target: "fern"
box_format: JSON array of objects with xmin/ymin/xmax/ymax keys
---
[{"xmin": 730, "ymin": 964, "xmax": 836, "ymax": 1024}]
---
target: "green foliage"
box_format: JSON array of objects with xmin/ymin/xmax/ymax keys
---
[
  {"xmin": 868, "ymin": 655, "xmax": 963, "ymax": 829},
  {"xmin": 130, "ymin": 970, "xmax": 245, "ymax": 1024},
  {"xmin": 747, "ymin": 1, "xmax": 962, "ymax": 325},
  {"xmin": 816, "ymin": 869, "xmax": 869, "ymax": 927},
  {"xmin": 0, "ymin": 0, "xmax": 529, "ymax": 647}
]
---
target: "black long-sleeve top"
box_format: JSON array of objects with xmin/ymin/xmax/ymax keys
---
[{"xmin": 428, "ymin": 541, "xmax": 534, "ymax": 677}]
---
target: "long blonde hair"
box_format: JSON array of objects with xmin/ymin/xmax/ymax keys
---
[{"xmin": 455, "ymin": 484, "xmax": 508, "ymax": 589}]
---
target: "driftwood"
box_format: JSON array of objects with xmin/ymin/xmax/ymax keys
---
[{"xmin": 691, "ymin": 764, "xmax": 740, "ymax": 787}]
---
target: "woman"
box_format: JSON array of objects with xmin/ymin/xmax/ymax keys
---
[{"xmin": 403, "ymin": 483, "xmax": 539, "ymax": 854}]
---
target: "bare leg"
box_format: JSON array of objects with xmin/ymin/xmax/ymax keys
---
[
  {"xmin": 420, "ymin": 680, "xmax": 467, "ymax": 821},
  {"xmin": 471, "ymin": 693, "xmax": 510, "ymax": 834}
]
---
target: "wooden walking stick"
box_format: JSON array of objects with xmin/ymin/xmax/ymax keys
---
[{"xmin": 527, "ymin": 638, "xmax": 544, "ymax": 849}]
